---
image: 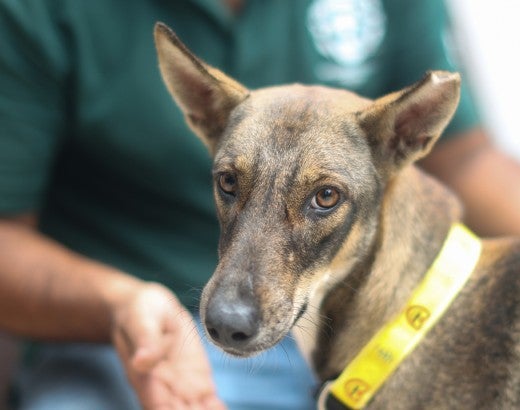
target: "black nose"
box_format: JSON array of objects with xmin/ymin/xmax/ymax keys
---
[{"xmin": 205, "ymin": 296, "xmax": 259, "ymax": 348}]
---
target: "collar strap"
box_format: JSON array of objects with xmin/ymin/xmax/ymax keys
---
[{"xmin": 317, "ymin": 223, "xmax": 482, "ymax": 409}]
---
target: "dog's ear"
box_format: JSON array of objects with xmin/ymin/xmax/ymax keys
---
[
  {"xmin": 358, "ymin": 71, "xmax": 461, "ymax": 175},
  {"xmin": 154, "ymin": 23, "xmax": 249, "ymax": 154}
]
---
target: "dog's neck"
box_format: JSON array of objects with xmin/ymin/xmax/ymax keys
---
[{"xmin": 301, "ymin": 165, "xmax": 463, "ymax": 380}]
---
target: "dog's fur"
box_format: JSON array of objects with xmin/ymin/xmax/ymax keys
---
[{"xmin": 155, "ymin": 23, "xmax": 520, "ymax": 409}]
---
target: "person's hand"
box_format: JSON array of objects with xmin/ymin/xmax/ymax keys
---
[{"xmin": 111, "ymin": 282, "xmax": 226, "ymax": 410}]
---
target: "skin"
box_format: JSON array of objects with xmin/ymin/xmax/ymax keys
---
[{"xmin": 420, "ymin": 128, "xmax": 520, "ymax": 237}]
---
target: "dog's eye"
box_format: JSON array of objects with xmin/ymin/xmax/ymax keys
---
[
  {"xmin": 311, "ymin": 188, "xmax": 340, "ymax": 210},
  {"xmin": 218, "ymin": 172, "xmax": 237, "ymax": 195}
]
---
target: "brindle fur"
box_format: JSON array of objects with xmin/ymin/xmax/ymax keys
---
[{"xmin": 155, "ymin": 23, "xmax": 520, "ymax": 409}]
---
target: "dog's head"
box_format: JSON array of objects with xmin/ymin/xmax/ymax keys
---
[{"xmin": 155, "ymin": 23, "xmax": 460, "ymax": 356}]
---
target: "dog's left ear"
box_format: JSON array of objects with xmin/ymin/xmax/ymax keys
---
[
  {"xmin": 358, "ymin": 71, "xmax": 461, "ymax": 175},
  {"xmin": 154, "ymin": 23, "xmax": 249, "ymax": 154}
]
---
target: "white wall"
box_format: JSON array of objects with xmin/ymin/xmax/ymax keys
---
[{"xmin": 447, "ymin": 0, "xmax": 520, "ymax": 159}]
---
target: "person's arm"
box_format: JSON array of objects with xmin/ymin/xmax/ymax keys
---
[
  {"xmin": 0, "ymin": 213, "xmax": 140, "ymax": 340},
  {"xmin": 419, "ymin": 128, "xmax": 520, "ymax": 236},
  {"xmin": 0, "ymin": 214, "xmax": 225, "ymax": 409}
]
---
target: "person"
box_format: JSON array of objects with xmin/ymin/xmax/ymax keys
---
[{"xmin": 0, "ymin": 0, "xmax": 519, "ymax": 409}]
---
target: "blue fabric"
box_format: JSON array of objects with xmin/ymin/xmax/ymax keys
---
[
  {"xmin": 16, "ymin": 321, "xmax": 317, "ymax": 410},
  {"xmin": 16, "ymin": 344, "xmax": 140, "ymax": 410},
  {"xmin": 202, "ymin": 330, "xmax": 318, "ymax": 410}
]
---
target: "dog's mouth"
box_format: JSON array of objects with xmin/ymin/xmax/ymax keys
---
[
  {"xmin": 205, "ymin": 325, "xmax": 290, "ymax": 358},
  {"xmin": 294, "ymin": 300, "xmax": 309, "ymax": 324},
  {"xmin": 215, "ymin": 335, "xmax": 286, "ymax": 357}
]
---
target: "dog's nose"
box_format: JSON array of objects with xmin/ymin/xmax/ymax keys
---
[{"xmin": 205, "ymin": 297, "xmax": 259, "ymax": 348}]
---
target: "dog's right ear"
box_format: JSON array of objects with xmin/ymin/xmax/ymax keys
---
[{"xmin": 154, "ymin": 23, "xmax": 249, "ymax": 154}]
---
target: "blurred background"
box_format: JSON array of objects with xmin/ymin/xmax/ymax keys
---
[{"xmin": 448, "ymin": 0, "xmax": 520, "ymax": 160}]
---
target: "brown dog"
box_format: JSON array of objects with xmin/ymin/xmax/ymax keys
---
[{"xmin": 154, "ymin": 23, "xmax": 520, "ymax": 409}]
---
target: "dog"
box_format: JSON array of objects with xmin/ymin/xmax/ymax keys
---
[{"xmin": 154, "ymin": 23, "xmax": 520, "ymax": 409}]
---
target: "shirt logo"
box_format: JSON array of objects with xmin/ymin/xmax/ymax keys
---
[{"xmin": 307, "ymin": 0, "xmax": 386, "ymax": 86}]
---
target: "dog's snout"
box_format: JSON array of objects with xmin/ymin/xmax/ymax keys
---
[{"xmin": 205, "ymin": 296, "xmax": 259, "ymax": 349}]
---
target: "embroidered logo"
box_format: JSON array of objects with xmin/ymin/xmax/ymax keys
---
[{"xmin": 307, "ymin": 0, "xmax": 386, "ymax": 86}]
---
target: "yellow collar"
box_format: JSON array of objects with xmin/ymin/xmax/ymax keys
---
[{"xmin": 318, "ymin": 223, "xmax": 482, "ymax": 409}]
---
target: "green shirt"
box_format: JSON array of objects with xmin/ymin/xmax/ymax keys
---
[{"xmin": 0, "ymin": 0, "xmax": 479, "ymax": 309}]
